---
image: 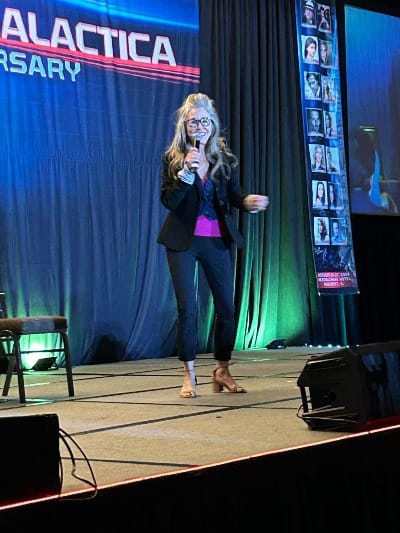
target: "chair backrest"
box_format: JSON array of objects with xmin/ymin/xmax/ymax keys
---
[
  {"xmin": 0, "ymin": 292, "xmax": 7, "ymax": 318},
  {"xmin": 0, "ymin": 292, "xmax": 9, "ymax": 360}
]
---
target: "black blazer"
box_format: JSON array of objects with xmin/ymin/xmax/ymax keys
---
[{"xmin": 157, "ymin": 153, "xmax": 247, "ymax": 251}]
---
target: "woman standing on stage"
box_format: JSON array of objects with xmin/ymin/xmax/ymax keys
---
[{"xmin": 157, "ymin": 93, "xmax": 269, "ymax": 398}]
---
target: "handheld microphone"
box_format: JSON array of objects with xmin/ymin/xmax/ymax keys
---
[{"xmin": 190, "ymin": 134, "xmax": 201, "ymax": 171}]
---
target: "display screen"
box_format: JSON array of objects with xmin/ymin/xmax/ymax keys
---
[
  {"xmin": 359, "ymin": 349, "xmax": 400, "ymax": 419},
  {"xmin": 345, "ymin": 6, "xmax": 400, "ymax": 215}
]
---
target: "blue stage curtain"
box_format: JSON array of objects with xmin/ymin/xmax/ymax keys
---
[{"xmin": 0, "ymin": 1, "xmax": 199, "ymax": 364}]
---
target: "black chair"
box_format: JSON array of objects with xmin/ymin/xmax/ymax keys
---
[{"xmin": 0, "ymin": 293, "xmax": 74, "ymax": 403}]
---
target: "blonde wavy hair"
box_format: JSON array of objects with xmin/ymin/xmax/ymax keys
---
[{"xmin": 165, "ymin": 93, "xmax": 237, "ymax": 180}]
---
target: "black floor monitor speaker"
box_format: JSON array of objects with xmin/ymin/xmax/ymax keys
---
[
  {"xmin": 297, "ymin": 340, "xmax": 400, "ymax": 431},
  {"xmin": 0, "ymin": 413, "xmax": 61, "ymax": 505}
]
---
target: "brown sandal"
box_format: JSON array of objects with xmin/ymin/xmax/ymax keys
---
[
  {"xmin": 212, "ymin": 366, "xmax": 247, "ymax": 393},
  {"xmin": 180, "ymin": 371, "xmax": 197, "ymax": 398}
]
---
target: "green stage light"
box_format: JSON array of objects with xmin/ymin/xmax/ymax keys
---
[{"xmin": 30, "ymin": 357, "xmax": 57, "ymax": 371}]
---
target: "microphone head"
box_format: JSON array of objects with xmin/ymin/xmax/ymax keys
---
[
  {"xmin": 188, "ymin": 134, "xmax": 201, "ymax": 171},
  {"xmin": 193, "ymin": 133, "xmax": 201, "ymax": 149}
]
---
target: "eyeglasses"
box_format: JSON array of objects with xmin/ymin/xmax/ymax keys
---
[{"xmin": 186, "ymin": 117, "xmax": 211, "ymax": 128}]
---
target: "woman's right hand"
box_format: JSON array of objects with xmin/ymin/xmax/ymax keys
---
[{"xmin": 184, "ymin": 146, "xmax": 200, "ymax": 170}]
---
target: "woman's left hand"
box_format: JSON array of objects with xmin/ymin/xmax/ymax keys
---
[{"xmin": 244, "ymin": 194, "xmax": 269, "ymax": 212}]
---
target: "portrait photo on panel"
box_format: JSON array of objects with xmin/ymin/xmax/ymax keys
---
[
  {"xmin": 321, "ymin": 75, "xmax": 337, "ymax": 103},
  {"xmin": 327, "ymin": 181, "xmax": 344, "ymax": 211},
  {"xmin": 302, "ymin": 35, "xmax": 319, "ymax": 64},
  {"xmin": 317, "ymin": 3, "xmax": 332, "ymax": 33},
  {"xmin": 302, "ymin": 0, "xmax": 316, "ymax": 28},
  {"xmin": 330, "ymin": 218, "xmax": 348, "ymax": 245},
  {"xmin": 323, "ymin": 110, "xmax": 337, "ymax": 138},
  {"xmin": 309, "ymin": 143, "xmax": 326, "ymax": 172},
  {"xmin": 312, "ymin": 179, "xmax": 328, "ymax": 209},
  {"xmin": 326, "ymin": 146, "xmax": 340, "ymax": 174},
  {"xmin": 314, "ymin": 216, "xmax": 330, "ymax": 245},
  {"xmin": 307, "ymin": 108, "xmax": 324, "ymax": 137},
  {"xmin": 304, "ymin": 71, "xmax": 321, "ymax": 100},
  {"xmin": 319, "ymin": 39, "xmax": 333, "ymax": 68}
]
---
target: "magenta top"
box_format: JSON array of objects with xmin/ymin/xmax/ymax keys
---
[
  {"xmin": 193, "ymin": 174, "xmax": 226, "ymax": 237},
  {"xmin": 194, "ymin": 214, "xmax": 225, "ymax": 237}
]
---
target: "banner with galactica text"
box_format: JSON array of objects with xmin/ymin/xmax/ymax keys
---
[{"xmin": 0, "ymin": 0, "xmax": 199, "ymax": 365}]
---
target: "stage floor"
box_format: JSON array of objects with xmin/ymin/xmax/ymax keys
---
[{"xmin": 0, "ymin": 346, "xmax": 349, "ymax": 496}]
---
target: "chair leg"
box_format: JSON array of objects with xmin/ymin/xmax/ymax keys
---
[
  {"xmin": 61, "ymin": 332, "xmax": 74, "ymax": 397},
  {"xmin": 2, "ymin": 355, "xmax": 16, "ymax": 396},
  {"xmin": 12, "ymin": 336, "xmax": 26, "ymax": 403}
]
